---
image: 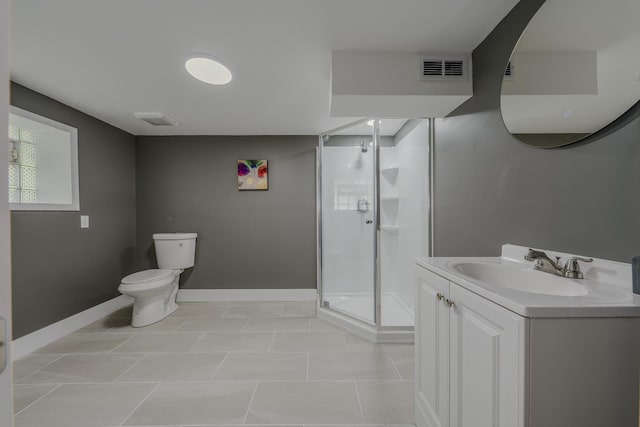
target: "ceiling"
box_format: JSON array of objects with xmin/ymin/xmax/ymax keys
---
[
  {"xmin": 11, "ymin": 0, "xmax": 519, "ymax": 136},
  {"xmin": 327, "ymin": 119, "xmax": 410, "ymax": 137}
]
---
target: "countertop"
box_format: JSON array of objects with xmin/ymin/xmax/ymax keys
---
[{"xmin": 416, "ymin": 244, "xmax": 640, "ymax": 318}]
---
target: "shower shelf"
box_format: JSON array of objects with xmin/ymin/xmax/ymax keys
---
[
  {"xmin": 380, "ymin": 225, "xmax": 400, "ymax": 233},
  {"xmin": 381, "ymin": 166, "xmax": 399, "ymax": 179}
]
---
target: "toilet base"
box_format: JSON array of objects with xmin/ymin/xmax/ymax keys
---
[
  {"xmin": 131, "ymin": 298, "xmax": 179, "ymax": 327},
  {"xmin": 129, "ymin": 277, "xmax": 180, "ymax": 327}
]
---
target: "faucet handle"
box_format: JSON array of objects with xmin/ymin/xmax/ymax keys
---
[
  {"xmin": 569, "ymin": 256, "xmax": 593, "ymax": 263},
  {"xmin": 563, "ymin": 256, "xmax": 593, "ymax": 279}
]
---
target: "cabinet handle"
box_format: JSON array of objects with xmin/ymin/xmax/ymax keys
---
[
  {"xmin": 436, "ymin": 292, "xmax": 444, "ymax": 301},
  {"xmin": 445, "ymin": 298, "xmax": 455, "ymax": 307},
  {"xmin": 0, "ymin": 316, "xmax": 5, "ymax": 376}
]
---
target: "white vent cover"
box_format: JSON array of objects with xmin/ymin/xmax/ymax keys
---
[
  {"xmin": 419, "ymin": 55, "xmax": 469, "ymax": 80},
  {"xmin": 134, "ymin": 112, "xmax": 178, "ymax": 126}
]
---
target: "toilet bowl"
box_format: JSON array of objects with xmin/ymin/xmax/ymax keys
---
[{"xmin": 118, "ymin": 233, "xmax": 197, "ymax": 327}]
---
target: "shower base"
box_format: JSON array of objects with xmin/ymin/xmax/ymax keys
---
[
  {"xmin": 318, "ymin": 292, "xmax": 414, "ymax": 343},
  {"xmin": 324, "ymin": 292, "xmax": 414, "ymax": 326}
]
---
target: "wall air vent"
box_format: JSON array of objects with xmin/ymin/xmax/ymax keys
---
[
  {"xmin": 444, "ymin": 60, "xmax": 464, "ymax": 76},
  {"xmin": 134, "ymin": 112, "xmax": 178, "ymax": 126},
  {"xmin": 504, "ymin": 61, "xmax": 515, "ymax": 80},
  {"xmin": 419, "ymin": 55, "xmax": 469, "ymax": 81},
  {"xmin": 422, "ymin": 60, "xmax": 443, "ymax": 77}
]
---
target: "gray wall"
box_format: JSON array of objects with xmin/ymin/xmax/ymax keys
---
[
  {"xmin": 434, "ymin": 0, "xmax": 640, "ymax": 262},
  {"xmin": 136, "ymin": 136, "xmax": 317, "ymax": 289},
  {"xmin": 11, "ymin": 82, "xmax": 137, "ymax": 338}
]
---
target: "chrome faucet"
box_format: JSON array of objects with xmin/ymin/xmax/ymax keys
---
[
  {"xmin": 525, "ymin": 249, "xmax": 564, "ymax": 276},
  {"xmin": 524, "ymin": 249, "xmax": 593, "ymax": 279}
]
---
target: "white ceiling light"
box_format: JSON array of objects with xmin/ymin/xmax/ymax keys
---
[{"xmin": 185, "ymin": 55, "xmax": 233, "ymax": 85}]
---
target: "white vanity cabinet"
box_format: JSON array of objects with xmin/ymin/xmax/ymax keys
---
[
  {"xmin": 416, "ymin": 258, "xmax": 640, "ymax": 427},
  {"xmin": 416, "ymin": 266, "xmax": 527, "ymax": 427}
]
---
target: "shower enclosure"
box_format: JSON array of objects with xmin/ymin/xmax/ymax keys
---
[{"xmin": 317, "ymin": 118, "xmax": 430, "ymax": 342}]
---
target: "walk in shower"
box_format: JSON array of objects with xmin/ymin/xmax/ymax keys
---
[{"xmin": 317, "ymin": 118, "xmax": 430, "ymax": 342}]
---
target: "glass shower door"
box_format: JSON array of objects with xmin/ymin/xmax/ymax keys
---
[{"xmin": 320, "ymin": 123, "xmax": 377, "ymax": 324}]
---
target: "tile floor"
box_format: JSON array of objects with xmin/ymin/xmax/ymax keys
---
[{"xmin": 12, "ymin": 301, "xmax": 415, "ymax": 427}]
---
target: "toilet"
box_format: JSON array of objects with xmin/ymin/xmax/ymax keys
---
[{"xmin": 118, "ymin": 233, "xmax": 197, "ymax": 327}]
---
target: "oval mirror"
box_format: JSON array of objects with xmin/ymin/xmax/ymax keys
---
[{"xmin": 500, "ymin": 0, "xmax": 640, "ymax": 148}]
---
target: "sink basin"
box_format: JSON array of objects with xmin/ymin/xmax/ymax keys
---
[
  {"xmin": 417, "ymin": 245, "xmax": 638, "ymax": 318},
  {"xmin": 449, "ymin": 261, "xmax": 589, "ymax": 296}
]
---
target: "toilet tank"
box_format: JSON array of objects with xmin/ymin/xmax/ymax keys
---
[{"xmin": 153, "ymin": 233, "xmax": 197, "ymax": 269}]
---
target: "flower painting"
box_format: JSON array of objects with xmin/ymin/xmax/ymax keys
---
[{"xmin": 238, "ymin": 159, "xmax": 268, "ymax": 190}]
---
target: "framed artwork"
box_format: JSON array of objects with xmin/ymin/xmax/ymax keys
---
[{"xmin": 237, "ymin": 159, "xmax": 268, "ymax": 190}]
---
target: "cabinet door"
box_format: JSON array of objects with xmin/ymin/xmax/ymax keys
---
[
  {"xmin": 415, "ymin": 267, "xmax": 450, "ymax": 427},
  {"xmin": 449, "ymin": 284, "xmax": 527, "ymax": 427}
]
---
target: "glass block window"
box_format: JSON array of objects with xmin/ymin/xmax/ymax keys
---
[
  {"xmin": 8, "ymin": 163, "xmax": 19, "ymax": 187},
  {"xmin": 8, "ymin": 106, "xmax": 79, "ymax": 211},
  {"xmin": 8, "ymin": 125, "xmax": 37, "ymax": 203},
  {"xmin": 8, "ymin": 189, "xmax": 19, "ymax": 204}
]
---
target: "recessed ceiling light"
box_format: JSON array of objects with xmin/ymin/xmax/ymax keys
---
[{"xmin": 185, "ymin": 55, "xmax": 232, "ymax": 85}]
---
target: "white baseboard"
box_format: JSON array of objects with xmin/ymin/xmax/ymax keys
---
[
  {"xmin": 177, "ymin": 288, "xmax": 318, "ymax": 302},
  {"xmin": 12, "ymin": 295, "xmax": 133, "ymax": 360}
]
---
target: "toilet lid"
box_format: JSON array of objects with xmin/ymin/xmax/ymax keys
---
[{"xmin": 121, "ymin": 269, "xmax": 174, "ymax": 285}]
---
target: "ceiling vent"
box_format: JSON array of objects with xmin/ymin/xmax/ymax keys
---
[
  {"xmin": 134, "ymin": 112, "xmax": 178, "ymax": 126},
  {"xmin": 504, "ymin": 61, "xmax": 515, "ymax": 80},
  {"xmin": 419, "ymin": 55, "xmax": 469, "ymax": 81}
]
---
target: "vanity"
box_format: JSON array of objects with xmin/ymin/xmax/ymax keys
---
[{"xmin": 415, "ymin": 245, "xmax": 640, "ymax": 427}]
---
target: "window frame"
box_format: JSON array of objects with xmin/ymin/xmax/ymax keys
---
[{"xmin": 9, "ymin": 106, "xmax": 80, "ymax": 211}]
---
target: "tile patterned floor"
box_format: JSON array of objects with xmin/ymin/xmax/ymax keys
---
[{"xmin": 12, "ymin": 301, "xmax": 415, "ymax": 427}]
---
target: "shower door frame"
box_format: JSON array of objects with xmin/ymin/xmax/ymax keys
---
[{"xmin": 317, "ymin": 118, "xmax": 425, "ymax": 339}]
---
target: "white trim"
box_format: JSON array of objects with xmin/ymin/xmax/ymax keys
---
[
  {"xmin": 177, "ymin": 288, "xmax": 318, "ymax": 302},
  {"xmin": 9, "ymin": 105, "xmax": 80, "ymax": 212},
  {"xmin": 11, "ymin": 295, "xmax": 133, "ymax": 360},
  {"xmin": 0, "ymin": 0, "xmax": 12, "ymax": 423}
]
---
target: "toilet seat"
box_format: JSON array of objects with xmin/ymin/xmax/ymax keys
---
[{"xmin": 121, "ymin": 269, "xmax": 175, "ymax": 286}]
